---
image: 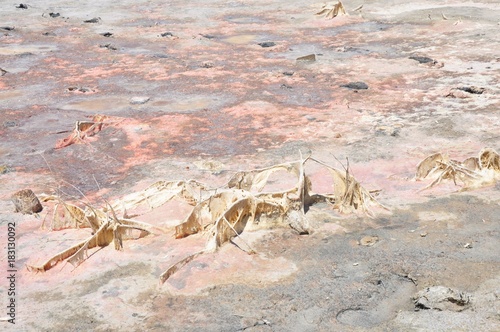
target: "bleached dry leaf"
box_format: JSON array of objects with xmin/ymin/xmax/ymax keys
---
[
  {"xmin": 30, "ymin": 154, "xmax": 387, "ymax": 284},
  {"xmin": 415, "ymin": 153, "xmax": 446, "ymax": 180},
  {"xmin": 175, "ymin": 189, "xmax": 251, "ymax": 239},
  {"xmin": 114, "ymin": 180, "xmax": 209, "ymax": 214},
  {"xmin": 417, "ymin": 148, "xmax": 500, "ymax": 191},
  {"xmin": 316, "ymin": 1, "xmax": 348, "ymax": 20},
  {"xmin": 28, "ymin": 201, "xmax": 160, "ymax": 271},
  {"xmin": 159, "ymin": 250, "xmax": 206, "ymax": 284},
  {"xmin": 228, "ymin": 161, "xmax": 301, "ymax": 192}
]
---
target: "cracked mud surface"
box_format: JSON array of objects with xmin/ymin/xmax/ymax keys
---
[{"xmin": 1, "ymin": 0, "xmax": 499, "ymax": 331}]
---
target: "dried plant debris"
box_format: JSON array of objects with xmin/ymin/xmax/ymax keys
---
[
  {"xmin": 55, "ymin": 114, "xmax": 112, "ymax": 149},
  {"xmin": 27, "ymin": 157, "xmax": 387, "ymax": 283},
  {"xmin": 11, "ymin": 189, "xmax": 43, "ymax": 214},
  {"xmin": 416, "ymin": 148, "xmax": 500, "ymax": 191},
  {"xmin": 316, "ymin": 1, "xmax": 347, "ymax": 19}
]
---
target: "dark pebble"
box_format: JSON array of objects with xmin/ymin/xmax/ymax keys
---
[
  {"xmin": 16, "ymin": 4, "xmax": 28, "ymax": 9},
  {"xmin": 341, "ymin": 82, "xmax": 368, "ymax": 90},
  {"xmin": 161, "ymin": 32, "xmax": 174, "ymax": 37},
  {"xmin": 99, "ymin": 43, "xmax": 117, "ymax": 50},
  {"xmin": 283, "ymin": 71, "xmax": 294, "ymax": 76},
  {"xmin": 458, "ymin": 86, "xmax": 485, "ymax": 94},
  {"xmin": 258, "ymin": 42, "xmax": 276, "ymax": 48},
  {"xmin": 84, "ymin": 17, "xmax": 101, "ymax": 23},
  {"xmin": 0, "ymin": 26, "xmax": 15, "ymax": 31},
  {"xmin": 49, "ymin": 12, "xmax": 60, "ymax": 18},
  {"xmin": 4, "ymin": 121, "xmax": 16, "ymax": 127},
  {"xmin": 409, "ymin": 56, "xmax": 435, "ymax": 64},
  {"xmin": 100, "ymin": 32, "xmax": 113, "ymax": 37},
  {"xmin": 201, "ymin": 34, "xmax": 216, "ymax": 39}
]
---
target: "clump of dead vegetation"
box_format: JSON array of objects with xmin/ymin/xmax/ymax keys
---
[
  {"xmin": 27, "ymin": 156, "xmax": 387, "ymax": 283},
  {"xmin": 415, "ymin": 148, "xmax": 500, "ymax": 191},
  {"xmin": 315, "ymin": 1, "xmax": 347, "ymax": 19}
]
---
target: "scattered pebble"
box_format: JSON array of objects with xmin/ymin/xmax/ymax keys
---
[
  {"xmin": 414, "ymin": 286, "xmax": 470, "ymax": 311},
  {"xmin": 49, "ymin": 12, "xmax": 60, "ymax": 18},
  {"xmin": 99, "ymin": 43, "xmax": 117, "ymax": 50},
  {"xmin": 11, "ymin": 189, "xmax": 43, "ymax": 215},
  {"xmin": 341, "ymin": 81, "xmax": 368, "ymax": 90},
  {"xmin": 420, "ymin": 232, "xmax": 428, "ymax": 237},
  {"xmin": 200, "ymin": 34, "xmax": 216, "ymax": 39},
  {"xmin": 457, "ymin": 86, "xmax": 485, "ymax": 94},
  {"xmin": 282, "ymin": 71, "xmax": 294, "ymax": 76},
  {"xmin": 100, "ymin": 32, "xmax": 113, "ymax": 37},
  {"xmin": 360, "ymin": 235, "xmax": 379, "ymax": 246},
  {"xmin": 0, "ymin": 26, "xmax": 15, "ymax": 31},
  {"xmin": 464, "ymin": 243, "xmax": 473, "ymax": 249},
  {"xmin": 84, "ymin": 17, "xmax": 101, "ymax": 23},
  {"xmin": 409, "ymin": 56, "xmax": 435, "ymax": 64},
  {"xmin": 258, "ymin": 42, "xmax": 276, "ymax": 48},
  {"xmin": 161, "ymin": 32, "xmax": 174, "ymax": 37},
  {"xmin": 16, "ymin": 4, "xmax": 28, "ymax": 9},
  {"xmin": 130, "ymin": 96, "xmax": 151, "ymax": 105},
  {"xmin": 296, "ymin": 54, "xmax": 316, "ymax": 62},
  {"xmin": 0, "ymin": 67, "xmax": 7, "ymax": 76}
]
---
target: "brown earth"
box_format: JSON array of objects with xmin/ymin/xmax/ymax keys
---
[{"xmin": 1, "ymin": 0, "xmax": 499, "ymax": 331}]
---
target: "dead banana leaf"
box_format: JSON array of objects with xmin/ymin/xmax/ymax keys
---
[
  {"xmin": 309, "ymin": 158, "xmax": 388, "ymax": 216},
  {"xmin": 479, "ymin": 148, "xmax": 500, "ymax": 171},
  {"xmin": 114, "ymin": 180, "xmax": 208, "ymax": 214},
  {"xmin": 316, "ymin": 1, "xmax": 347, "ymax": 19},
  {"xmin": 159, "ymin": 250, "xmax": 206, "ymax": 284},
  {"xmin": 416, "ymin": 148, "xmax": 500, "ymax": 191},
  {"xmin": 55, "ymin": 114, "xmax": 109, "ymax": 149},
  {"xmin": 28, "ymin": 204, "xmax": 160, "ymax": 271},
  {"xmin": 228, "ymin": 161, "xmax": 301, "ymax": 192},
  {"xmin": 415, "ymin": 153, "xmax": 446, "ymax": 180},
  {"xmin": 175, "ymin": 189, "xmax": 251, "ymax": 239}
]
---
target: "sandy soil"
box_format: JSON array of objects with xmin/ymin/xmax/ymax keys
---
[{"xmin": 1, "ymin": 0, "xmax": 499, "ymax": 331}]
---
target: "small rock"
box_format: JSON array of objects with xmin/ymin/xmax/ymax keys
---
[
  {"xmin": 100, "ymin": 32, "xmax": 113, "ymax": 37},
  {"xmin": 200, "ymin": 62, "xmax": 214, "ymax": 68},
  {"xmin": 3, "ymin": 121, "xmax": 16, "ymax": 128},
  {"xmin": 84, "ymin": 17, "xmax": 101, "ymax": 23},
  {"xmin": 258, "ymin": 42, "xmax": 276, "ymax": 48},
  {"xmin": 296, "ymin": 54, "xmax": 316, "ymax": 62},
  {"xmin": 130, "ymin": 96, "xmax": 150, "ymax": 105},
  {"xmin": 282, "ymin": 71, "xmax": 294, "ymax": 76},
  {"xmin": 161, "ymin": 32, "xmax": 174, "ymax": 37},
  {"xmin": 287, "ymin": 210, "xmax": 311, "ymax": 235},
  {"xmin": 16, "ymin": 4, "xmax": 28, "ymax": 9},
  {"xmin": 200, "ymin": 34, "xmax": 216, "ymax": 39},
  {"xmin": 409, "ymin": 56, "xmax": 436, "ymax": 64},
  {"xmin": 414, "ymin": 286, "xmax": 471, "ymax": 312},
  {"xmin": 457, "ymin": 86, "xmax": 485, "ymax": 94},
  {"xmin": 1, "ymin": 67, "xmax": 7, "ymax": 76},
  {"xmin": 0, "ymin": 165, "xmax": 12, "ymax": 174},
  {"xmin": 280, "ymin": 84, "xmax": 292, "ymax": 90},
  {"xmin": 1, "ymin": 26, "xmax": 15, "ymax": 31},
  {"xmin": 99, "ymin": 43, "xmax": 117, "ymax": 50},
  {"xmin": 420, "ymin": 232, "xmax": 428, "ymax": 237},
  {"xmin": 360, "ymin": 235, "xmax": 379, "ymax": 246},
  {"xmin": 11, "ymin": 189, "xmax": 43, "ymax": 214},
  {"xmin": 49, "ymin": 12, "xmax": 60, "ymax": 18},
  {"xmin": 464, "ymin": 242, "xmax": 473, "ymax": 249},
  {"xmin": 341, "ymin": 82, "xmax": 368, "ymax": 90}
]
